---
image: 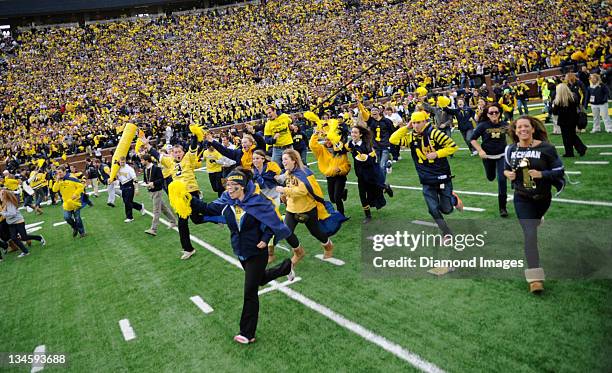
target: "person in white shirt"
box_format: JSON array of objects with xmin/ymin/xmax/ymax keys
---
[{"xmin": 116, "ymin": 156, "xmax": 145, "ymax": 222}]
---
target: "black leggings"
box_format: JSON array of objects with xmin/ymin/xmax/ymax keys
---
[
  {"xmin": 513, "ymin": 193, "xmax": 551, "ymax": 269},
  {"xmin": 209, "ymin": 172, "xmax": 224, "ymax": 197},
  {"xmin": 357, "ymin": 178, "xmax": 385, "ymax": 210},
  {"xmin": 178, "ymin": 191, "xmax": 205, "ymax": 252},
  {"xmin": 239, "ymin": 254, "xmax": 291, "ymax": 339},
  {"xmin": 285, "ymin": 207, "xmax": 328, "ymax": 244},
  {"xmin": 326, "ymin": 175, "xmax": 346, "ymax": 214},
  {"xmin": 9, "ymin": 222, "xmax": 42, "ymax": 254}
]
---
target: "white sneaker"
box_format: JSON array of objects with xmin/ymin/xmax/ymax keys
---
[
  {"xmin": 124, "ymin": 218, "xmax": 134, "ymax": 223},
  {"xmin": 140, "ymin": 207, "xmax": 146, "ymax": 216},
  {"xmin": 180, "ymin": 249, "xmax": 196, "ymax": 260},
  {"xmin": 233, "ymin": 335, "xmax": 255, "ymax": 344},
  {"xmin": 40, "ymin": 236, "xmax": 46, "ymax": 246},
  {"xmin": 144, "ymin": 229, "xmax": 157, "ymax": 236},
  {"xmin": 287, "ymin": 267, "xmax": 296, "ymax": 282},
  {"xmin": 168, "ymin": 223, "xmax": 177, "ymax": 229},
  {"xmin": 18, "ymin": 252, "xmax": 30, "ymax": 258}
]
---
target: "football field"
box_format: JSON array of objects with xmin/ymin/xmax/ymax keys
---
[{"xmin": 2, "ymin": 106, "xmax": 611, "ymax": 372}]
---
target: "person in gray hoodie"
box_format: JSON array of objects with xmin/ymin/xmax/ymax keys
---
[{"xmin": 0, "ymin": 189, "xmax": 45, "ymax": 258}]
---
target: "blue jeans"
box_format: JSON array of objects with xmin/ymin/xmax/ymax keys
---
[
  {"xmin": 64, "ymin": 208, "xmax": 85, "ymax": 234},
  {"xmin": 271, "ymin": 146, "xmax": 292, "ymax": 168},
  {"xmin": 375, "ymin": 148, "xmax": 390, "ymax": 181},
  {"xmin": 300, "ymin": 148, "xmax": 308, "ymax": 166},
  {"xmin": 422, "ymin": 182, "xmax": 456, "ymax": 235},
  {"xmin": 483, "ymin": 157, "xmax": 507, "ymax": 210},
  {"xmin": 517, "ymin": 99, "xmax": 529, "ymax": 115},
  {"xmin": 513, "ymin": 193, "xmax": 551, "ymax": 268}
]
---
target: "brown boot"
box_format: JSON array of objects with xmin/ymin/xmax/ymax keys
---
[
  {"xmin": 267, "ymin": 244, "xmax": 276, "ymax": 264},
  {"xmin": 8, "ymin": 240, "xmax": 19, "ymax": 252},
  {"xmin": 529, "ymin": 281, "xmax": 544, "ymax": 294},
  {"xmin": 322, "ymin": 239, "xmax": 334, "ymax": 259},
  {"xmin": 291, "ymin": 245, "xmax": 306, "ymax": 266}
]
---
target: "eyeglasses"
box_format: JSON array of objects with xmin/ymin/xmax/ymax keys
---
[{"xmin": 487, "ymin": 111, "xmax": 500, "ymax": 115}]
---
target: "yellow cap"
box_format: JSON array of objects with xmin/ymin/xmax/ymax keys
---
[{"xmin": 411, "ymin": 111, "xmax": 429, "ymax": 123}]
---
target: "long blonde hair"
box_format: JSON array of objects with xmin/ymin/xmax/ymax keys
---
[
  {"xmin": 553, "ymin": 83, "xmax": 575, "ymax": 107},
  {"xmin": 0, "ymin": 189, "xmax": 19, "ymax": 209}
]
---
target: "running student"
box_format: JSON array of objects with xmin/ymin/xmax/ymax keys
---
[
  {"xmin": 346, "ymin": 125, "xmax": 391, "ymax": 224},
  {"xmin": 143, "ymin": 125, "xmax": 207, "ymax": 260},
  {"xmin": 275, "ymin": 149, "xmax": 347, "ymax": 261},
  {"xmin": 471, "ymin": 103, "xmax": 510, "ymax": 217},
  {"xmin": 52, "ymin": 165, "xmax": 87, "ymax": 238},
  {"xmin": 504, "ymin": 116, "xmax": 564, "ymax": 294},
  {"xmin": 115, "ymin": 156, "xmax": 145, "ymax": 223},
  {"xmin": 0, "ymin": 189, "xmax": 45, "ymax": 258},
  {"xmin": 390, "ymin": 110, "xmax": 463, "ymax": 237},
  {"xmin": 195, "ymin": 168, "xmax": 301, "ymax": 345},
  {"xmin": 142, "ymin": 154, "xmax": 177, "ymax": 236},
  {"xmin": 308, "ymin": 124, "xmax": 350, "ymax": 215}
]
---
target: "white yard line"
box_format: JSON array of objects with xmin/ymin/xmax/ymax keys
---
[
  {"xmin": 411, "ymin": 220, "xmax": 439, "ymax": 228},
  {"xmin": 189, "ymin": 295, "xmax": 214, "ymax": 314},
  {"xmin": 275, "ymin": 244, "xmax": 291, "ymax": 252},
  {"xmin": 53, "ymin": 221, "xmax": 67, "ymax": 227},
  {"xmin": 307, "ymin": 160, "xmax": 319, "ymax": 166},
  {"xmin": 462, "ymin": 207, "xmax": 485, "ymax": 212},
  {"xmin": 118, "ymin": 319, "xmax": 136, "ymax": 341},
  {"xmin": 318, "ymin": 179, "xmax": 612, "ymax": 208},
  {"xmin": 599, "ymin": 152, "xmax": 612, "ymax": 156},
  {"xmin": 26, "ymin": 227, "xmax": 43, "ymax": 233},
  {"xmin": 143, "ymin": 209, "xmax": 445, "ymax": 372},
  {"xmin": 277, "ymin": 286, "xmax": 445, "ymax": 373},
  {"xmin": 31, "ymin": 345, "xmax": 46, "ymax": 373},
  {"xmin": 314, "ymin": 254, "xmax": 345, "ymax": 266},
  {"xmin": 25, "ymin": 221, "xmax": 44, "ymax": 229},
  {"xmin": 574, "ymin": 161, "xmax": 609, "ymax": 165},
  {"xmin": 565, "ymin": 171, "xmax": 581, "ymax": 175},
  {"xmin": 259, "ymin": 277, "xmax": 303, "ymax": 296}
]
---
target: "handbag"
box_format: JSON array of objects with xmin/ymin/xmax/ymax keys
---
[{"xmin": 576, "ymin": 105, "xmax": 587, "ymax": 130}]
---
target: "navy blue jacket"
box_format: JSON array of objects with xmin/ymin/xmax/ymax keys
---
[{"xmin": 585, "ymin": 84, "xmax": 610, "ymax": 106}]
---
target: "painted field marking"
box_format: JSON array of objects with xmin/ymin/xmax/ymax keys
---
[
  {"xmin": 26, "ymin": 227, "xmax": 43, "ymax": 233},
  {"xmin": 195, "ymin": 167, "xmax": 207, "ymax": 172},
  {"xmin": 314, "ymin": 254, "xmax": 346, "ymax": 266},
  {"xmin": 411, "ymin": 220, "xmax": 439, "ymax": 228},
  {"xmin": 317, "ymin": 179, "xmax": 612, "ymax": 208},
  {"xmin": 574, "ymin": 161, "xmax": 609, "ymax": 165},
  {"xmin": 142, "ymin": 209, "xmax": 445, "ymax": 373},
  {"xmin": 259, "ymin": 277, "xmax": 303, "ymax": 296},
  {"xmin": 307, "ymin": 160, "xmax": 319, "ymax": 166},
  {"xmin": 118, "ymin": 319, "xmax": 136, "ymax": 341},
  {"xmin": 565, "ymin": 171, "xmax": 581, "ymax": 175},
  {"xmin": 31, "ymin": 344, "xmax": 46, "ymax": 373},
  {"xmin": 189, "ymin": 296, "xmax": 214, "ymax": 314},
  {"xmin": 53, "ymin": 221, "xmax": 67, "ymax": 227},
  {"xmin": 462, "ymin": 207, "xmax": 485, "ymax": 212},
  {"xmin": 25, "ymin": 221, "xmax": 44, "ymax": 229},
  {"xmin": 275, "ymin": 244, "xmax": 291, "ymax": 252},
  {"xmin": 600, "ymin": 152, "xmax": 612, "ymax": 156}
]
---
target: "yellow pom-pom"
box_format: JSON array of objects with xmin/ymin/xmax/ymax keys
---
[
  {"xmin": 416, "ymin": 87, "xmax": 428, "ymax": 97},
  {"xmin": 303, "ymin": 111, "xmax": 321, "ymax": 126},
  {"xmin": 168, "ymin": 180, "xmax": 193, "ymax": 219},
  {"xmin": 189, "ymin": 124, "xmax": 206, "ymax": 142},
  {"xmin": 437, "ymin": 96, "xmax": 451, "ymax": 108},
  {"xmin": 326, "ymin": 119, "xmax": 341, "ymax": 144}
]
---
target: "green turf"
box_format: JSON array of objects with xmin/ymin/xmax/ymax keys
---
[{"xmin": 1, "ymin": 104, "xmax": 611, "ymax": 372}]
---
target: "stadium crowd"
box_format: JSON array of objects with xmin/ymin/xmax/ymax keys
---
[{"xmin": 0, "ymin": 0, "xmax": 610, "ymax": 167}]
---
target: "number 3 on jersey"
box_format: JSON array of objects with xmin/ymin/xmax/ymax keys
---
[{"xmin": 175, "ymin": 163, "xmax": 183, "ymax": 176}]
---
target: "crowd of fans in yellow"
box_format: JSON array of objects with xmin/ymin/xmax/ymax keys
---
[{"xmin": 0, "ymin": 0, "xmax": 609, "ymax": 165}]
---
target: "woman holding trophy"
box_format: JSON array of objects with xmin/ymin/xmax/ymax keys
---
[{"xmin": 504, "ymin": 116, "xmax": 565, "ymax": 294}]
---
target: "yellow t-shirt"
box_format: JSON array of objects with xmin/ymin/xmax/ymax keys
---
[
  {"xmin": 284, "ymin": 174, "xmax": 317, "ymax": 214},
  {"xmin": 264, "ymin": 113, "xmax": 293, "ymax": 147},
  {"xmin": 160, "ymin": 150, "xmax": 200, "ymax": 192},
  {"xmin": 203, "ymin": 148, "xmax": 223, "ymax": 174}
]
